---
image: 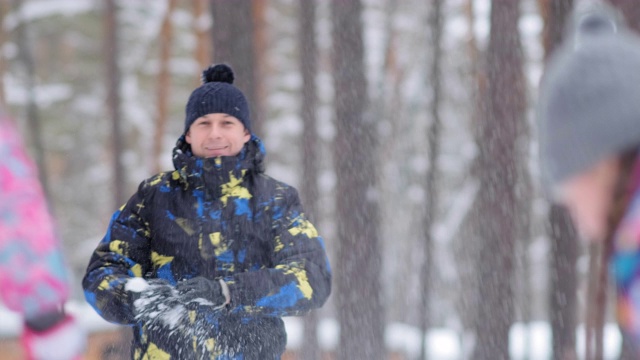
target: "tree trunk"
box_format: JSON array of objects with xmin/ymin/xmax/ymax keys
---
[
  {"xmin": 299, "ymin": 1, "xmax": 321, "ymax": 359},
  {"xmin": 0, "ymin": 0, "xmax": 8, "ymax": 107},
  {"xmin": 192, "ymin": 0, "xmax": 211, "ymax": 82},
  {"xmin": 419, "ymin": 0, "xmax": 443, "ymax": 359},
  {"xmin": 455, "ymin": 2, "xmax": 485, "ymax": 356},
  {"xmin": 104, "ymin": 0, "xmax": 125, "ymax": 208},
  {"xmin": 549, "ymin": 205, "xmax": 579, "ymax": 360},
  {"xmin": 538, "ymin": 1, "xmax": 579, "ymax": 359},
  {"xmin": 472, "ymin": 1, "xmax": 525, "ymax": 358},
  {"xmin": 607, "ymin": 0, "xmax": 640, "ymax": 33},
  {"xmin": 252, "ymin": 0, "xmax": 267, "ymax": 139},
  {"xmin": 332, "ymin": 0, "xmax": 384, "ymax": 359},
  {"xmin": 153, "ymin": 0, "xmax": 176, "ymax": 174},
  {"xmin": 540, "ymin": 0, "xmax": 574, "ymax": 62},
  {"xmin": 515, "ymin": 143, "xmax": 534, "ymax": 360},
  {"xmin": 12, "ymin": 0, "xmax": 50, "ymax": 199},
  {"xmin": 104, "ymin": 1, "xmax": 131, "ymax": 348},
  {"xmin": 210, "ymin": 0, "xmax": 263, "ymax": 137}
]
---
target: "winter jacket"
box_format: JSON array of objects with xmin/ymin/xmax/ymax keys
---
[
  {"xmin": 613, "ymin": 159, "xmax": 640, "ymax": 349},
  {"xmin": 0, "ymin": 114, "xmax": 70, "ymax": 318},
  {"xmin": 83, "ymin": 135, "xmax": 332, "ymax": 360}
]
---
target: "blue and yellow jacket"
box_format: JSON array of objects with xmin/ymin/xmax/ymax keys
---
[{"xmin": 83, "ymin": 135, "xmax": 332, "ymax": 359}]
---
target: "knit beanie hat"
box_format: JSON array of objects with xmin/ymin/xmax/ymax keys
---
[
  {"xmin": 184, "ymin": 64, "xmax": 251, "ymax": 134},
  {"xmin": 537, "ymin": 2, "xmax": 640, "ymax": 190}
]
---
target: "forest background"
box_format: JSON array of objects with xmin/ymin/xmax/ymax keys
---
[{"xmin": 2, "ymin": 0, "xmax": 637, "ymax": 359}]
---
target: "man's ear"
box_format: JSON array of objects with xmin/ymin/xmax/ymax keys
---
[
  {"xmin": 243, "ymin": 129, "xmax": 251, "ymax": 143},
  {"xmin": 185, "ymin": 130, "xmax": 192, "ymax": 144}
]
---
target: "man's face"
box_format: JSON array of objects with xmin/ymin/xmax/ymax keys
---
[
  {"xmin": 186, "ymin": 113, "xmax": 251, "ymax": 158},
  {"xmin": 555, "ymin": 157, "xmax": 620, "ymax": 242}
]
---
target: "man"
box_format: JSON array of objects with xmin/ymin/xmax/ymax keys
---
[
  {"xmin": 538, "ymin": 3, "xmax": 640, "ymax": 354},
  {"xmin": 83, "ymin": 64, "xmax": 332, "ymax": 359}
]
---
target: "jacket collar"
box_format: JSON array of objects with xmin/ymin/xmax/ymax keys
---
[{"xmin": 171, "ymin": 134, "xmax": 266, "ymax": 197}]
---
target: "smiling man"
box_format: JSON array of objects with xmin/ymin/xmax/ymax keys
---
[
  {"xmin": 83, "ymin": 64, "xmax": 332, "ymax": 360},
  {"xmin": 186, "ymin": 113, "xmax": 250, "ymax": 158}
]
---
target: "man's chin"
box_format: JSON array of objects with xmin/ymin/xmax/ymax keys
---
[{"xmin": 202, "ymin": 148, "xmax": 230, "ymax": 157}]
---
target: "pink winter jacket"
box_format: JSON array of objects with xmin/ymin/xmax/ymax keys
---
[{"xmin": 0, "ymin": 111, "xmax": 70, "ymax": 318}]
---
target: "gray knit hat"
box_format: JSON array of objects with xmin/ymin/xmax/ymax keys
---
[
  {"xmin": 538, "ymin": 2, "xmax": 640, "ymax": 190},
  {"xmin": 184, "ymin": 64, "xmax": 251, "ymax": 134}
]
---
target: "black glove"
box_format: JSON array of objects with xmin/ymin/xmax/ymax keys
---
[{"xmin": 176, "ymin": 277, "xmax": 229, "ymax": 309}]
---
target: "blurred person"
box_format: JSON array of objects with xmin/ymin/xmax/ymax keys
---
[
  {"xmin": 538, "ymin": 2, "xmax": 640, "ymax": 353},
  {"xmin": 83, "ymin": 64, "xmax": 332, "ymax": 359},
  {"xmin": 0, "ymin": 108, "xmax": 86, "ymax": 360}
]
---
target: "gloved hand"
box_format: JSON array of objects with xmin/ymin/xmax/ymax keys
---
[
  {"xmin": 127, "ymin": 278, "xmax": 175, "ymax": 309},
  {"xmin": 176, "ymin": 277, "xmax": 230, "ymax": 309},
  {"xmin": 125, "ymin": 278, "xmax": 184, "ymax": 328},
  {"xmin": 21, "ymin": 312, "xmax": 86, "ymax": 360}
]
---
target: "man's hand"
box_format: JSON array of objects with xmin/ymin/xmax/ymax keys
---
[
  {"xmin": 176, "ymin": 277, "xmax": 230, "ymax": 309},
  {"xmin": 125, "ymin": 278, "xmax": 185, "ymax": 328}
]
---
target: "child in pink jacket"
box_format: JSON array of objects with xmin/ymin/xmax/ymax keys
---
[{"xmin": 0, "ymin": 108, "xmax": 85, "ymax": 360}]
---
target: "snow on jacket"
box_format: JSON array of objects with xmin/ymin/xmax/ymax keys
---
[
  {"xmin": 0, "ymin": 114, "xmax": 70, "ymax": 318},
  {"xmin": 83, "ymin": 135, "xmax": 332, "ymax": 359}
]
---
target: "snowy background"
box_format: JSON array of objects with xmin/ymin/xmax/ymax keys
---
[{"xmin": 0, "ymin": 0, "xmax": 623, "ymax": 358}]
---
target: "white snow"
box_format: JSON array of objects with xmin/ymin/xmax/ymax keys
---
[
  {"xmin": 4, "ymin": 76, "xmax": 74, "ymax": 107},
  {"xmin": 0, "ymin": 301, "xmax": 623, "ymax": 359},
  {"xmin": 3, "ymin": 0, "xmax": 94, "ymax": 31},
  {"xmin": 317, "ymin": 317, "xmax": 339, "ymax": 349},
  {"xmin": 157, "ymin": 304, "xmax": 187, "ymax": 330},
  {"xmin": 286, "ymin": 318, "xmax": 623, "ymax": 359},
  {"xmin": 124, "ymin": 277, "xmax": 150, "ymax": 292},
  {"xmin": 0, "ymin": 301, "xmax": 122, "ymax": 336}
]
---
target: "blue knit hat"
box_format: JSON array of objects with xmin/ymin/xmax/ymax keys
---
[{"xmin": 184, "ymin": 64, "xmax": 251, "ymax": 134}]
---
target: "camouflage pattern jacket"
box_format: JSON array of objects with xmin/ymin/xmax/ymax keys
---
[{"xmin": 83, "ymin": 135, "xmax": 332, "ymax": 360}]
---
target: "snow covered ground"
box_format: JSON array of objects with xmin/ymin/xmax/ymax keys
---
[{"xmin": 0, "ymin": 300, "xmax": 622, "ymax": 359}]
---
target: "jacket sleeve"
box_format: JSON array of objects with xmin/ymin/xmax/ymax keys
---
[
  {"xmin": 82, "ymin": 180, "xmax": 154, "ymax": 325},
  {"xmin": 0, "ymin": 117, "xmax": 70, "ymax": 318},
  {"xmin": 225, "ymin": 187, "xmax": 332, "ymax": 317}
]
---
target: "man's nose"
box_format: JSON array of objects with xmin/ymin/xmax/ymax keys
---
[{"xmin": 208, "ymin": 123, "xmax": 222, "ymax": 138}]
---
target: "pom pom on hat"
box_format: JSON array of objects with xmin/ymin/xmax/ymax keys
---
[
  {"xmin": 184, "ymin": 64, "xmax": 251, "ymax": 134},
  {"xmin": 201, "ymin": 64, "xmax": 235, "ymax": 85},
  {"xmin": 571, "ymin": 1, "xmax": 622, "ymax": 38}
]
